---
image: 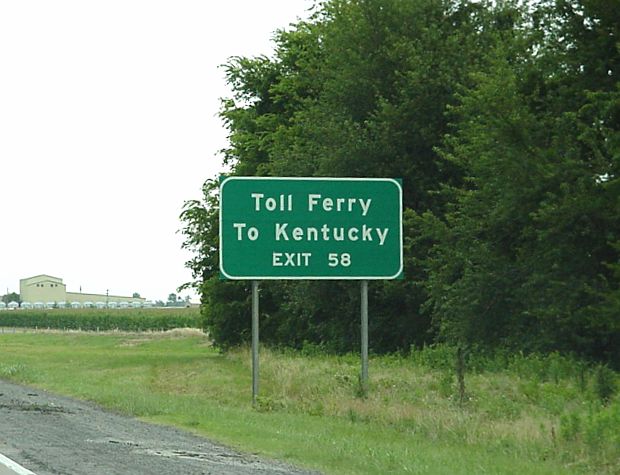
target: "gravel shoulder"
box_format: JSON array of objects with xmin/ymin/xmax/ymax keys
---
[{"xmin": 0, "ymin": 379, "xmax": 319, "ymax": 475}]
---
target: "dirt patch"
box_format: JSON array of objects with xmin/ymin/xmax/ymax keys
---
[{"xmin": 118, "ymin": 328, "xmax": 210, "ymax": 347}]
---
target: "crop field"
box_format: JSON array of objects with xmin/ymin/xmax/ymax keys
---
[
  {"xmin": 0, "ymin": 332, "xmax": 618, "ymax": 474},
  {"xmin": 0, "ymin": 307, "xmax": 200, "ymax": 332}
]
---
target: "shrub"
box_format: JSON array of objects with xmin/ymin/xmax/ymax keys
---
[{"xmin": 593, "ymin": 364, "xmax": 617, "ymax": 404}]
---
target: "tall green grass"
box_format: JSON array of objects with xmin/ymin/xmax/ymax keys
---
[{"xmin": 0, "ymin": 333, "xmax": 617, "ymax": 474}]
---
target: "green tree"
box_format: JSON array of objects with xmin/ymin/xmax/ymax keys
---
[
  {"xmin": 182, "ymin": 0, "xmax": 521, "ymax": 352},
  {"xmin": 181, "ymin": 0, "xmax": 620, "ymax": 364},
  {"xmin": 1, "ymin": 292, "xmax": 20, "ymax": 304},
  {"xmin": 426, "ymin": 0, "xmax": 620, "ymax": 364}
]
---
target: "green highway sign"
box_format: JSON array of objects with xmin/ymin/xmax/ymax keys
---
[{"xmin": 219, "ymin": 177, "xmax": 403, "ymax": 280}]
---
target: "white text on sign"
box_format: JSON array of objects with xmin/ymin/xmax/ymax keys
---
[{"xmin": 251, "ymin": 193, "xmax": 372, "ymax": 216}]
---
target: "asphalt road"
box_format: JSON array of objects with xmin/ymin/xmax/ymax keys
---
[{"xmin": 0, "ymin": 380, "xmax": 318, "ymax": 475}]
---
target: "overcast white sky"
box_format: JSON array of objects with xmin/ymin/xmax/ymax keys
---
[{"xmin": 0, "ymin": 1, "xmax": 313, "ymax": 302}]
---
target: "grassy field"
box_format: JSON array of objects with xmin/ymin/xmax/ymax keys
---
[{"xmin": 0, "ymin": 332, "xmax": 618, "ymax": 474}]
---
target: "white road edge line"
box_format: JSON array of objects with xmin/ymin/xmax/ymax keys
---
[{"xmin": 0, "ymin": 453, "xmax": 36, "ymax": 475}]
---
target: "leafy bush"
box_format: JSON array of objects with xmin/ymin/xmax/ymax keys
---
[
  {"xmin": 593, "ymin": 364, "xmax": 617, "ymax": 404},
  {"xmin": 560, "ymin": 399, "xmax": 620, "ymax": 465},
  {"xmin": 584, "ymin": 400, "xmax": 620, "ymax": 449},
  {"xmin": 409, "ymin": 344, "xmax": 457, "ymax": 371}
]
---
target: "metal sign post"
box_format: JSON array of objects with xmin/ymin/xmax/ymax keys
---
[
  {"xmin": 252, "ymin": 280, "xmax": 259, "ymax": 406},
  {"xmin": 360, "ymin": 280, "xmax": 369, "ymax": 396}
]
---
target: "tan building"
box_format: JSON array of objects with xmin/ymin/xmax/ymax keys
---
[
  {"xmin": 20, "ymin": 274, "xmax": 145, "ymax": 306},
  {"xmin": 20, "ymin": 275, "xmax": 66, "ymax": 303}
]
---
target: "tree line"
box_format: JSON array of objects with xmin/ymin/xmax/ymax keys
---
[{"xmin": 180, "ymin": 0, "xmax": 619, "ymax": 367}]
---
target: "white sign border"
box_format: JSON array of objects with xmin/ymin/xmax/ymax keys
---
[{"xmin": 219, "ymin": 176, "xmax": 404, "ymax": 280}]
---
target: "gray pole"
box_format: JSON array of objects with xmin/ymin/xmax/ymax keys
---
[
  {"xmin": 251, "ymin": 280, "xmax": 260, "ymax": 406},
  {"xmin": 360, "ymin": 279, "xmax": 369, "ymax": 396}
]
